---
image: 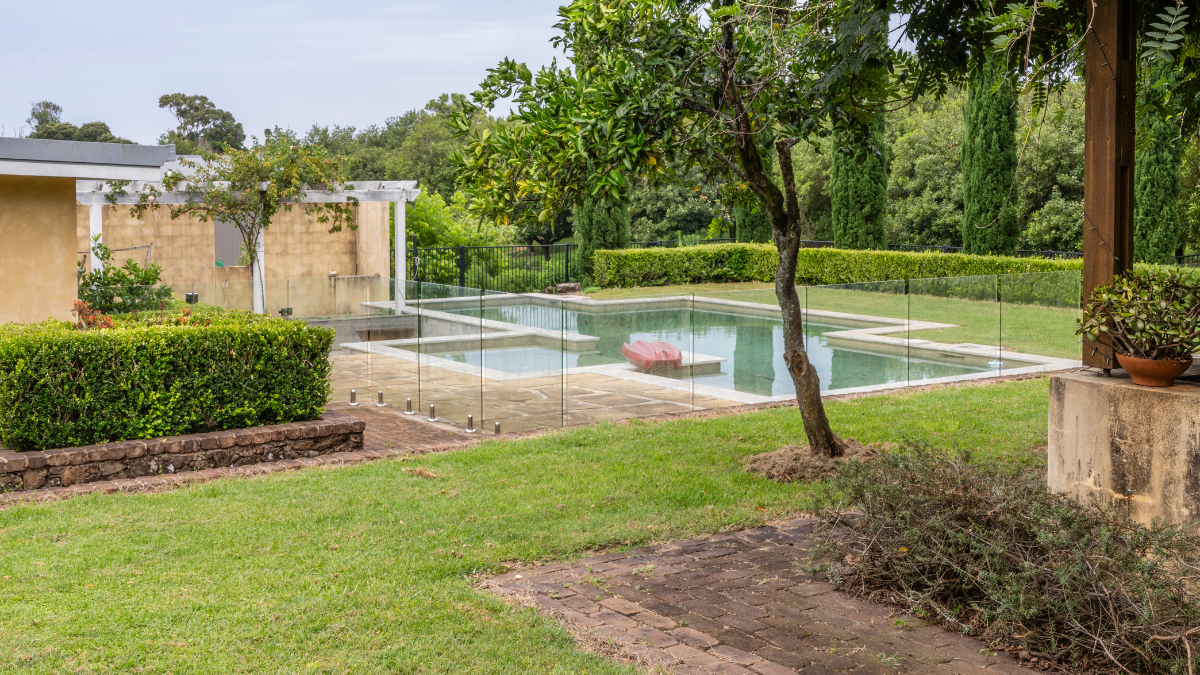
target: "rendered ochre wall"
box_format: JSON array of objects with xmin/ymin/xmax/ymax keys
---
[
  {"xmin": 76, "ymin": 202, "xmax": 391, "ymax": 285},
  {"xmin": 0, "ymin": 176, "xmax": 77, "ymax": 323}
]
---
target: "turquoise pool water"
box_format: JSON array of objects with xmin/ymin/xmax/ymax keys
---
[{"xmin": 435, "ymin": 305, "xmax": 991, "ymax": 396}]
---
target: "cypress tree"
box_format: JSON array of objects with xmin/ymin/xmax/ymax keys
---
[
  {"xmin": 961, "ymin": 62, "xmax": 1020, "ymax": 255},
  {"xmin": 735, "ymin": 204, "xmax": 772, "ymax": 243},
  {"xmin": 830, "ymin": 115, "xmax": 888, "ymax": 249},
  {"xmin": 1135, "ymin": 61, "xmax": 1184, "ymax": 263},
  {"xmin": 575, "ymin": 195, "xmax": 631, "ymax": 276}
]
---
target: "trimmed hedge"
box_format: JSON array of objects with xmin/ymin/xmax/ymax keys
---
[
  {"xmin": 0, "ymin": 311, "xmax": 333, "ymax": 451},
  {"xmin": 593, "ymin": 243, "xmax": 1083, "ymax": 288}
]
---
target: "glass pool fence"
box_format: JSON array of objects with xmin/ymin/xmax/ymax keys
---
[{"xmin": 82, "ymin": 270, "xmax": 1083, "ymax": 433}]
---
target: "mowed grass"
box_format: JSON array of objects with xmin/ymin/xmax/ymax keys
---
[
  {"xmin": 0, "ymin": 377, "xmax": 1052, "ymax": 673},
  {"xmin": 589, "ymin": 283, "xmax": 1080, "ymax": 360}
]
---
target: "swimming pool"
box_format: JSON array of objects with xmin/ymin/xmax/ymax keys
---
[{"xmin": 433, "ymin": 304, "xmax": 992, "ymax": 396}]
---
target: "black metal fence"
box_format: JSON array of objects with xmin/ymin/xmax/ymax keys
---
[
  {"xmin": 628, "ymin": 238, "xmax": 736, "ymax": 249},
  {"xmin": 800, "ymin": 240, "xmax": 1090, "ymax": 260},
  {"xmin": 406, "ymin": 244, "xmax": 580, "ymax": 293}
]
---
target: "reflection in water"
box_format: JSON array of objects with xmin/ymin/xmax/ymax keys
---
[{"xmin": 444, "ymin": 305, "xmax": 987, "ymax": 396}]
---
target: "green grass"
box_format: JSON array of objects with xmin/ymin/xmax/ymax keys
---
[
  {"xmin": 589, "ymin": 283, "xmax": 1080, "ymax": 360},
  {"xmin": 0, "ymin": 377, "xmax": 1052, "ymax": 673}
]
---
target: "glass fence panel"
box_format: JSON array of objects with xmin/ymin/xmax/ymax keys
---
[
  {"xmin": 806, "ymin": 280, "xmax": 909, "ymax": 392},
  {"xmin": 688, "ymin": 286, "xmax": 801, "ymax": 409},
  {"xmin": 414, "ymin": 282, "xmax": 483, "ymax": 428},
  {"xmin": 998, "ymin": 270, "xmax": 1082, "ymax": 370},
  {"xmin": 481, "ymin": 289, "xmax": 563, "ymax": 433},
  {"xmin": 908, "ymin": 275, "xmax": 1000, "ymax": 385},
  {"xmin": 187, "ymin": 280, "xmax": 254, "ymax": 312},
  {"xmin": 561, "ymin": 291, "xmax": 696, "ymax": 426}
]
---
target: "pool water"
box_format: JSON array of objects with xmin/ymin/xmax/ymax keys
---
[{"xmin": 439, "ymin": 305, "xmax": 990, "ymax": 395}]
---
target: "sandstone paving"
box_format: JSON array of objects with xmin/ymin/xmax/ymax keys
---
[{"xmin": 486, "ymin": 518, "xmax": 1028, "ymax": 675}]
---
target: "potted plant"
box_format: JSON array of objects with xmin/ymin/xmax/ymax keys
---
[{"xmin": 1077, "ymin": 267, "xmax": 1200, "ymax": 386}]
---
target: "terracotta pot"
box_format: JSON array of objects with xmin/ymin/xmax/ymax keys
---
[{"xmin": 1116, "ymin": 354, "xmax": 1193, "ymax": 387}]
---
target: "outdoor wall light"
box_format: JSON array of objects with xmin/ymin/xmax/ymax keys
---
[
  {"xmin": 349, "ymin": 389, "xmax": 358, "ymax": 406},
  {"xmin": 427, "ymin": 404, "xmax": 438, "ymax": 422},
  {"xmin": 329, "ymin": 271, "xmax": 338, "ymax": 278},
  {"xmin": 278, "ymin": 307, "xmax": 293, "ymax": 317},
  {"xmin": 185, "ymin": 292, "xmax": 199, "ymax": 304}
]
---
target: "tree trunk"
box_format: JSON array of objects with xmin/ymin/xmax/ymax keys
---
[{"xmin": 774, "ymin": 230, "xmax": 845, "ymax": 458}]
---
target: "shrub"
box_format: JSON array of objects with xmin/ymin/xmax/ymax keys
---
[
  {"xmin": 592, "ymin": 244, "xmax": 1082, "ymax": 288},
  {"xmin": 0, "ymin": 311, "xmax": 332, "ymax": 451},
  {"xmin": 1078, "ymin": 266, "xmax": 1200, "ymax": 360},
  {"xmin": 817, "ymin": 442, "xmax": 1200, "ymax": 675},
  {"xmin": 77, "ymin": 237, "xmax": 174, "ymax": 314}
]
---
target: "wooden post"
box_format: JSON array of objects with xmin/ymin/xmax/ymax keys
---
[{"xmin": 1082, "ymin": 0, "xmax": 1137, "ymax": 368}]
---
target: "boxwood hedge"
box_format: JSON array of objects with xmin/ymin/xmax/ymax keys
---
[
  {"xmin": 0, "ymin": 311, "xmax": 333, "ymax": 451},
  {"xmin": 592, "ymin": 244, "xmax": 1085, "ymax": 287}
]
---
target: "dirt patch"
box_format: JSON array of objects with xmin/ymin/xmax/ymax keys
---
[{"xmin": 745, "ymin": 438, "xmax": 889, "ymax": 483}]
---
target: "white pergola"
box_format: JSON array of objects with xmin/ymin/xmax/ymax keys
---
[{"xmin": 76, "ymin": 172, "xmax": 420, "ymax": 315}]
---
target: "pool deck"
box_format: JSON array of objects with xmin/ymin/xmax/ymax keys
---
[{"xmin": 335, "ymin": 293, "xmax": 1080, "ymax": 432}]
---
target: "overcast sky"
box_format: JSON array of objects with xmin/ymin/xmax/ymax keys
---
[{"xmin": 0, "ymin": 0, "xmax": 564, "ymax": 145}]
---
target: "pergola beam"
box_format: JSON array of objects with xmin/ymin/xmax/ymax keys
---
[{"xmin": 1082, "ymin": 0, "xmax": 1137, "ymax": 368}]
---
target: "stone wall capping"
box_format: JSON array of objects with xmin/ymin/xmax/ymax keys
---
[{"xmin": 0, "ymin": 413, "xmax": 360, "ymax": 494}]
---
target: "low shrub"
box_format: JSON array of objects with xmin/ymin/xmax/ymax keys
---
[
  {"xmin": 593, "ymin": 244, "xmax": 1083, "ymax": 288},
  {"xmin": 77, "ymin": 237, "xmax": 173, "ymax": 314},
  {"xmin": 0, "ymin": 310, "xmax": 332, "ymax": 451},
  {"xmin": 593, "ymin": 243, "xmax": 778, "ymax": 287},
  {"xmin": 816, "ymin": 442, "xmax": 1200, "ymax": 675}
]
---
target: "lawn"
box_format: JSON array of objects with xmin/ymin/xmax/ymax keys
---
[
  {"xmin": 587, "ymin": 282, "xmax": 1080, "ymax": 360},
  {"xmin": 0, "ymin": 377, "xmax": 1052, "ymax": 673}
]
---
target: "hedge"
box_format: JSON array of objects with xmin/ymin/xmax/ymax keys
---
[
  {"xmin": 0, "ymin": 311, "xmax": 333, "ymax": 451},
  {"xmin": 593, "ymin": 243, "xmax": 1084, "ymax": 288}
]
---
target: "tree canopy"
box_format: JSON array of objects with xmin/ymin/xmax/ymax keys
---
[
  {"xmin": 25, "ymin": 101, "xmax": 131, "ymax": 144},
  {"xmin": 158, "ymin": 94, "xmax": 246, "ymax": 154}
]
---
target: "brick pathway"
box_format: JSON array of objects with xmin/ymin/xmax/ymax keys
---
[{"xmin": 486, "ymin": 518, "xmax": 1026, "ymax": 675}]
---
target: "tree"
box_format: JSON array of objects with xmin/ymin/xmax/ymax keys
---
[
  {"xmin": 1135, "ymin": 62, "xmax": 1185, "ymax": 263},
  {"xmin": 158, "ymin": 94, "xmax": 246, "ymax": 154},
  {"xmin": 576, "ymin": 196, "xmax": 631, "ymax": 275},
  {"xmin": 886, "ymin": 90, "xmax": 965, "ymax": 246},
  {"xmin": 830, "ymin": 115, "xmax": 888, "ymax": 249},
  {"xmin": 26, "ymin": 102, "xmax": 131, "ymax": 144},
  {"xmin": 961, "ymin": 61, "xmax": 1020, "ymax": 255},
  {"xmin": 130, "ymin": 129, "xmax": 357, "ymax": 313},
  {"xmin": 451, "ymin": 0, "xmax": 904, "ymax": 457},
  {"xmin": 26, "ymin": 101, "xmax": 62, "ymax": 130},
  {"xmin": 629, "ymin": 168, "xmax": 720, "ymax": 241},
  {"xmin": 734, "ymin": 204, "xmax": 772, "ymax": 243}
]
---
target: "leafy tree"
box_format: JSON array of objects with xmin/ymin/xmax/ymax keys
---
[
  {"xmin": 830, "ymin": 116, "xmax": 888, "ymax": 249},
  {"xmin": 629, "ymin": 168, "xmax": 719, "ymax": 241},
  {"xmin": 734, "ymin": 204, "xmax": 772, "ymax": 243},
  {"xmin": 130, "ymin": 129, "xmax": 357, "ymax": 313},
  {"xmin": 26, "ymin": 101, "xmax": 131, "ymax": 144},
  {"xmin": 451, "ymin": 0, "xmax": 908, "ymax": 457},
  {"xmin": 886, "ymin": 90, "xmax": 965, "ymax": 246},
  {"xmin": 575, "ymin": 195, "xmax": 631, "ymax": 275},
  {"xmin": 961, "ymin": 61, "xmax": 1020, "ymax": 255},
  {"xmin": 26, "ymin": 101, "xmax": 62, "ymax": 130},
  {"xmin": 406, "ymin": 191, "xmax": 510, "ymax": 248},
  {"xmin": 1135, "ymin": 62, "xmax": 1186, "ymax": 263},
  {"xmin": 1182, "ymin": 135, "xmax": 1200, "ymax": 254},
  {"xmin": 158, "ymin": 94, "xmax": 246, "ymax": 154},
  {"xmin": 1023, "ymin": 187, "xmax": 1083, "ymax": 251}
]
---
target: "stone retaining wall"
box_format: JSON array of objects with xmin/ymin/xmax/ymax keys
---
[{"xmin": 0, "ymin": 413, "xmax": 364, "ymax": 492}]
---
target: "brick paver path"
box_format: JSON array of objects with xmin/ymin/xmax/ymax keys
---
[{"xmin": 487, "ymin": 518, "xmax": 1026, "ymax": 675}]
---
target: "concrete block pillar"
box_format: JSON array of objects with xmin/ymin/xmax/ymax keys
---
[
  {"xmin": 394, "ymin": 199, "xmax": 406, "ymax": 314},
  {"xmin": 88, "ymin": 203, "xmax": 103, "ymax": 272},
  {"xmin": 1049, "ymin": 369, "xmax": 1200, "ymax": 528},
  {"xmin": 252, "ymin": 229, "xmax": 265, "ymax": 315}
]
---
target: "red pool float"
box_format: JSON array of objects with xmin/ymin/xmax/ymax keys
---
[{"xmin": 621, "ymin": 340, "xmax": 683, "ymax": 371}]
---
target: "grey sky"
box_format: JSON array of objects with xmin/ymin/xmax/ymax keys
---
[{"xmin": 1, "ymin": 1, "xmax": 564, "ymax": 145}]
